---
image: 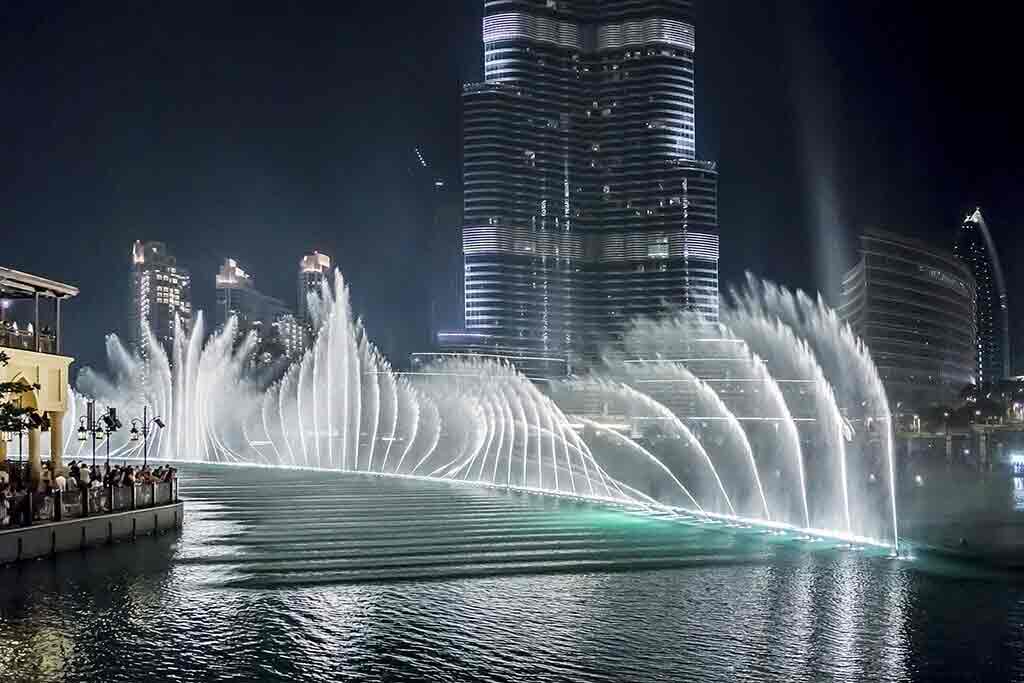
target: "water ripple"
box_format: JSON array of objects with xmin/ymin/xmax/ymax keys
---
[{"xmin": 1, "ymin": 465, "xmax": 1022, "ymax": 682}]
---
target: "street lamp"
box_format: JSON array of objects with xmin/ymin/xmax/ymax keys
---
[
  {"xmin": 129, "ymin": 405, "xmax": 165, "ymax": 467},
  {"xmin": 79, "ymin": 401, "xmax": 121, "ymax": 468}
]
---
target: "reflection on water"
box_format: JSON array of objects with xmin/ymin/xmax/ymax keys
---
[{"xmin": 0, "ymin": 465, "xmax": 1022, "ymax": 682}]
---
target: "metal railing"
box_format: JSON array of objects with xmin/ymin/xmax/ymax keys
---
[
  {"xmin": 0, "ymin": 324, "xmax": 56, "ymax": 354},
  {"xmin": 1, "ymin": 480, "xmax": 179, "ymax": 529}
]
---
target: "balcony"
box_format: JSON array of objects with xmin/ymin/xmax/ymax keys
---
[
  {"xmin": 0, "ymin": 322, "xmax": 57, "ymax": 355},
  {"xmin": 0, "ymin": 266, "xmax": 78, "ymax": 356}
]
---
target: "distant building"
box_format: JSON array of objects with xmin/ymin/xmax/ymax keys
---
[
  {"xmin": 215, "ymin": 258, "xmax": 307, "ymax": 364},
  {"xmin": 439, "ymin": 0, "xmax": 719, "ymax": 376},
  {"xmin": 954, "ymin": 208, "xmax": 1011, "ymax": 384},
  {"xmin": 839, "ymin": 229, "xmax": 977, "ymax": 409},
  {"xmin": 131, "ymin": 241, "xmax": 192, "ymax": 366},
  {"xmin": 297, "ymin": 251, "xmax": 331, "ymax": 323},
  {"xmin": 270, "ymin": 312, "xmax": 308, "ymax": 361},
  {"xmin": 215, "ymin": 258, "xmax": 289, "ymax": 331}
]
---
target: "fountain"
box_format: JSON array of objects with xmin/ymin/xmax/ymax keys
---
[{"xmin": 71, "ymin": 270, "xmax": 899, "ymax": 548}]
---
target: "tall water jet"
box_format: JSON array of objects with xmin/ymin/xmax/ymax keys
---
[
  {"xmin": 619, "ymin": 361, "xmax": 770, "ymax": 520},
  {"xmin": 75, "ymin": 267, "xmax": 898, "ymax": 547},
  {"xmin": 554, "ymin": 378, "xmax": 735, "ymax": 516},
  {"xmin": 720, "ymin": 309, "xmax": 850, "ymax": 533},
  {"xmin": 732, "ymin": 274, "xmax": 897, "ymax": 546}
]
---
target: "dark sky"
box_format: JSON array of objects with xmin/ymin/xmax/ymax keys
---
[{"xmin": 3, "ymin": 1, "xmax": 1021, "ymax": 372}]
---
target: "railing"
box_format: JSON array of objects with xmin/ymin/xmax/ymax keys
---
[
  {"xmin": 0, "ymin": 480, "xmax": 179, "ymax": 530},
  {"xmin": 0, "ymin": 325, "xmax": 56, "ymax": 354}
]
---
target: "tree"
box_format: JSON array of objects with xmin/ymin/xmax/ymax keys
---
[{"xmin": 0, "ymin": 350, "xmax": 50, "ymax": 435}]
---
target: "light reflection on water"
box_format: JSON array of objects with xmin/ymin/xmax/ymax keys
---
[{"xmin": 0, "ymin": 465, "xmax": 1022, "ymax": 682}]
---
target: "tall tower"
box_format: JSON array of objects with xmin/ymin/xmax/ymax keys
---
[
  {"xmin": 216, "ymin": 257, "xmax": 303, "ymax": 363},
  {"xmin": 460, "ymin": 0, "xmax": 719, "ymax": 371},
  {"xmin": 297, "ymin": 251, "xmax": 331, "ymax": 324},
  {"xmin": 954, "ymin": 208, "xmax": 1010, "ymax": 384},
  {"xmin": 130, "ymin": 240, "xmax": 192, "ymax": 366},
  {"xmin": 215, "ymin": 258, "xmax": 289, "ymax": 331}
]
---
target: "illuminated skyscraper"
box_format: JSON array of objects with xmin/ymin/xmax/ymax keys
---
[
  {"xmin": 954, "ymin": 208, "xmax": 1011, "ymax": 384},
  {"xmin": 215, "ymin": 258, "xmax": 306, "ymax": 362},
  {"xmin": 297, "ymin": 251, "xmax": 331, "ymax": 323},
  {"xmin": 840, "ymin": 229, "xmax": 976, "ymax": 407},
  {"xmin": 130, "ymin": 240, "xmax": 192, "ymax": 366},
  {"xmin": 215, "ymin": 258, "xmax": 288, "ymax": 331},
  {"xmin": 456, "ymin": 0, "xmax": 719, "ymax": 373}
]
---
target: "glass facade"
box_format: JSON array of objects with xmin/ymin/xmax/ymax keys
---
[
  {"xmin": 130, "ymin": 240, "xmax": 192, "ymax": 368},
  {"xmin": 458, "ymin": 0, "xmax": 718, "ymax": 373},
  {"xmin": 215, "ymin": 258, "xmax": 306, "ymax": 363},
  {"xmin": 954, "ymin": 208, "xmax": 1010, "ymax": 384},
  {"xmin": 839, "ymin": 230, "xmax": 977, "ymax": 409}
]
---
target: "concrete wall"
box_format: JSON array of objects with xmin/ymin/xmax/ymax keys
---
[{"xmin": 0, "ymin": 503, "xmax": 183, "ymax": 565}]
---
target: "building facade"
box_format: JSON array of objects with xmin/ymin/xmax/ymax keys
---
[
  {"xmin": 215, "ymin": 259, "xmax": 289, "ymax": 331},
  {"xmin": 297, "ymin": 251, "xmax": 331, "ymax": 324},
  {"xmin": 270, "ymin": 313, "xmax": 308, "ymax": 361},
  {"xmin": 839, "ymin": 229, "xmax": 977, "ymax": 408},
  {"xmin": 954, "ymin": 208, "xmax": 1010, "ymax": 384},
  {"xmin": 0, "ymin": 266, "xmax": 78, "ymax": 476},
  {"xmin": 215, "ymin": 258, "xmax": 310, "ymax": 363},
  {"xmin": 130, "ymin": 241, "xmax": 192, "ymax": 366},
  {"xmin": 451, "ymin": 0, "xmax": 719, "ymax": 374}
]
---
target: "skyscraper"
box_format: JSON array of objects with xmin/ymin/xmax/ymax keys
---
[
  {"xmin": 297, "ymin": 251, "xmax": 331, "ymax": 323},
  {"xmin": 130, "ymin": 240, "xmax": 192, "ymax": 366},
  {"xmin": 214, "ymin": 258, "xmax": 307, "ymax": 363},
  {"xmin": 215, "ymin": 258, "xmax": 289, "ymax": 332},
  {"xmin": 840, "ymin": 229, "xmax": 977, "ymax": 408},
  {"xmin": 456, "ymin": 0, "xmax": 719, "ymax": 373},
  {"xmin": 954, "ymin": 208, "xmax": 1010, "ymax": 384}
]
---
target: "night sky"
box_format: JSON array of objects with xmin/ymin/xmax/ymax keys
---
[{"xmin": 2, "ymin": 1, "xmax": 1021, "ymax": 373}]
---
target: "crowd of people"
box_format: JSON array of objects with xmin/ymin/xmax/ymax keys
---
[
  {"xmin": 43, "ymin": 461, "xmax": 178, "ymax": 492},
  {"xmin": 0, "ymin": 461, "xmax": 177, "ymax": 527}
]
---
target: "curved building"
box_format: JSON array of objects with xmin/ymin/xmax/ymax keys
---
[
  {"xmin": 954, "ymin": 208, "xmax": 1010, "ymax": 384},
  {"xmin": 839, "ymin": 229, "xmax": 977, "ymax": 408},
  {"xmin": 458, "ymin": 0, "xmax": 719, "ymax": 372}
]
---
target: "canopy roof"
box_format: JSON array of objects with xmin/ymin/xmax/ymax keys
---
[{"xmin": 0, "ymin": 266, "xmax": 79, "ymax": 300}]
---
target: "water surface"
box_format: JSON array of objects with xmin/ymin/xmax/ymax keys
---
[{"xmin": 1, "ymin": 465, "xmax": 1022, "ymax": 682}]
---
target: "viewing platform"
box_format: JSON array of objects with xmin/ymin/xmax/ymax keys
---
[{"xmin": 0, "ymin": 476, "xmax": 182, "ymax": 564}]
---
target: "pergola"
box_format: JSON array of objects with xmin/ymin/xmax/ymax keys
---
[{"xmin": 0, "ymin": 266, "xmax": 79, "ymax": 355}]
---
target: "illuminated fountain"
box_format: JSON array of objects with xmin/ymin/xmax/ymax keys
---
[{"xmin": 72, "ymin": 270, "xmax": 899, "ymax": 549}]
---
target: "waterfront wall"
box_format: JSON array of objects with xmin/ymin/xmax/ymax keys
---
[{"xmin": 0, "ymin": 502, "xmax": 183, "ymax": 565}]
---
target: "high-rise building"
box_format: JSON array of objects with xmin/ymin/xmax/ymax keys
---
[
  {"xmin": 297, "ymin": 251, "xmax": 331, "ymax": 323},
  {"xmin": 839, "ymin": 229, "xmax": 977, "ymax": 408},
  {"xmin": 452, "ymin": 0, "xmax": 719, "ymax": 374},
  {"xmin": 216, "ymin": 258, "xmax": 309, "ymax": 364},
  {"xmin": 954, "ymin": 208, "xmax": 1010, "ymax": 384},
  {"xmin": 270, "ymin": 313, "xmax": 308, "ymax": 361},
  {"xmin": 215, "ymin": 258, "xmax": 289, "ymax": 331},
  {"xmin": 130, "ymin": 240, "xmax": 192, "ymax": 366}
]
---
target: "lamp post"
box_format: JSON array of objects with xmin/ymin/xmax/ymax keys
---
[
  {"xmin": 77, "ymin": 401, "xmax": 121, "ymax": 468},
  {"xmin": 129, "ymin": 406, "xmax": 165, "ymax": 468}
]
